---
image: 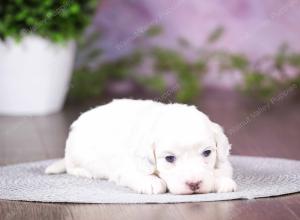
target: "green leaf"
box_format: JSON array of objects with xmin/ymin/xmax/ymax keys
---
[
  {"xmin": 86, "ymin": 49, "xmax": 103, "ymax": 61},
  {"xmin": 287, "ymin": 54, "xmax": 300, "ymax": 67},
  {"xmin": 145, "ymin": 25, "xmax": 163, "ymax": 37},
  {"xmin": 138, "ymin": 75, "xmax": 166, "ymax": 92},
  {"xmin": 230, "ymin": 54, "xmax": 248, "ymax": 70},
  {"xmin": 193, "ymin": 59, "xmax": 206, "ymax": 73},
  {"xmin": 0, "ymin": 0, "xmax": 98, "ymax": 43},
  {"xmin": 70, "ymin": 4, "xmax": 80, "ymax": 14},
  {"xmin": 207, "ymin": 26, "xmax": 224, "ymax": 43},
  {"xmin": 177, "ymin": 37, "xmax": 190, "ymax": 48},
  {"xmin": 242, "ymin": 72, "xmax": 277, "ymax": 99}
]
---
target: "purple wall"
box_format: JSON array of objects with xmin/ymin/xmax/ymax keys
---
[{"xmin": 88, "ymin": 0, "xmax": 300, "ymax": 88}]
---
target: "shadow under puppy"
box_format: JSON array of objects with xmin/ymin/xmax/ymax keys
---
[{"xmin": 46, "ymin": 99, "xmax": 237, "ymax": 194}]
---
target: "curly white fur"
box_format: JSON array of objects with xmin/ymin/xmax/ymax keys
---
[{"xmin": 46, "ymin": 99, "xmax": 237, "ymax": 194}]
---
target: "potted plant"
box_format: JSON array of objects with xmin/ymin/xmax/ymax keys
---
[{"xmin": 0, "ymin": 0, "xmax": 97, "ymax": 115}]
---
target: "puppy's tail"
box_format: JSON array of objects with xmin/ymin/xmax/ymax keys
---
[{"xmin": 45, "ymin": 159, "xmax": 66, "ymax": 174}]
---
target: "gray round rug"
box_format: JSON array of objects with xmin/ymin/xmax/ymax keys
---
[{"xmin": 0, "ymin": 156, "xmax": 299, "ymax": 203}]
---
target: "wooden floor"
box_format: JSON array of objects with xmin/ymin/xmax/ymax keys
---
[{"xmin": 0, "ymin": 88, "xmax": 300, "ymax": 220}]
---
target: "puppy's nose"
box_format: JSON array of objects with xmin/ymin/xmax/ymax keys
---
[{"xmin": 186, "ymin": 181, "xmax": 201, "ymax": 191}]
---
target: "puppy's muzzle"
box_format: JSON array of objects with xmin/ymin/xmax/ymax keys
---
[{"xmin": 186, "ymin": 181, "xmax": 202, "ymax": 191}]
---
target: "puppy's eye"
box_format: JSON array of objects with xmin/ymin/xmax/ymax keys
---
[
  {"xmin": 165, "ymin": 155, "xmax": 176, "ymax": 163},
  {"xmin": 202, "ymin": 150, "xmax": 212, "ymax": 157}
]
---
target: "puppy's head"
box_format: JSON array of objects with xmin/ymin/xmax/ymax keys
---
[{"xmin": 138, "ymin": 105, "xmax": 231, "ymax": 194}]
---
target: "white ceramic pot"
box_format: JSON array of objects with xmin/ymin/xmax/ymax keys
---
[{"xmin": 0, "ymin": 35, "xmax": 76, "ymax": 115}]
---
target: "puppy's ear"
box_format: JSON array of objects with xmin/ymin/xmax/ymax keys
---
[
  {"xmin": 135, "ymin": 143, "xmax": 156, "ymax": 175},
  {"xmin": 210, "ymin": 122, "xmax": 231, "ymax": 167}
]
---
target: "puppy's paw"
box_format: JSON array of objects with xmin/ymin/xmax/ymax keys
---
[
  {"xmin": 136, "ymin": 175, "xmax": 167, "ymax": 194},
  {"xmin": 215, "ymin": 177, "xmax": 237, "ymax": 193}
]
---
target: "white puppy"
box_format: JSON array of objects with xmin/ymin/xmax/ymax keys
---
[{"xmin": 46, "ymin": 99, "xmax": 236, "ymax": 194}]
